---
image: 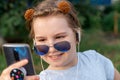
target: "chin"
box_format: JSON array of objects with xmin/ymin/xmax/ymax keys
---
[
  {"xmin": 52, "ymin": 63, "xmax": 63, "ymax": 67},
  {"xmin": 50, "ymin": 62, "xmax": 68, "ymax": 69}
]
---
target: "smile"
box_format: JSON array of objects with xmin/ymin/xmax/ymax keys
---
[{"xmin": 48, "ymin": 53, "xmax": 64, "ymax": 60}]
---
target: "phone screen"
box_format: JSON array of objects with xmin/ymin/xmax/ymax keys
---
[{"xmin": 2, "ymin": 43, "xmax": 36, "ymax": 75}]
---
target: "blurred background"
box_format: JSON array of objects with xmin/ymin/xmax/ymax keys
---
[{"xmin": 0, "ymin": 0, "xmax": 120, "ymax": 74}]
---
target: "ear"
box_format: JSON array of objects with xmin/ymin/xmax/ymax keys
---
[{"xmin": 75, "ymin": 28, "xmax": 81, "ymax": 43}]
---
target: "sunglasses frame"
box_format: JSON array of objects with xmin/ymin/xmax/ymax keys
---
[{"xmin": 34, "ymin": 41, "xmax": 71, "ymax": 56}]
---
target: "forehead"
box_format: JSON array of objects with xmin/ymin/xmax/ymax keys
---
[
  {"xmin": 33, "ymin": 15, "xmax": 69, "ymax": 27},
  {"xmin": 32, "ymin": 15, "xmax": 73, "ymax": 35}
]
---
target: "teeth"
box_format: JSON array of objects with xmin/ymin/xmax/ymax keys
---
[
  {"xmin": 49, "ymin": 54, "xmax": 62, "ymax": 59},
  {"xmin": 49, "ymin": 53, "xmax": 61, "ymax": 56},
  {"xmin": 51, "ymin": 56, "xmax": 58, "ymax": 59}
]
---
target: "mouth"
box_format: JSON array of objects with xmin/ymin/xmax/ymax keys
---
[{"xmin": 48, "ymin": 53, "xmax": 64, "ymax": 60}]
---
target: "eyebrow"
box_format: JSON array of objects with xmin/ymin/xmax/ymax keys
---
[
  {"xmin": 35, "ymin": 32, "xmax": 67, "ymax": 39},
  {"xmin": 54, "ymin": 32, "xmax": 67, "ymax": 36},
  {"xmin": 35, "ymin": 36, "xmax": 46, "ymax": 39}
]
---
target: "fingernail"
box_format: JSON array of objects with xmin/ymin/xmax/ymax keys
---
[{"xmin": 22, "ymin": 59, "xmax": 28, "ymax": 63}]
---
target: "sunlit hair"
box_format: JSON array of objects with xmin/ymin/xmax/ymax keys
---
[{"xmin": 25, "ymin": 0, "xmax": 81, "ymax": 38}]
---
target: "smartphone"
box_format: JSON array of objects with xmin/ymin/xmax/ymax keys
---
[{"xmin": 2, "ymin": 43, "xmax": 36, "ymax": 75}]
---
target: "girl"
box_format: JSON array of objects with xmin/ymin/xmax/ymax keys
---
[{"xmin": 0, "ymin": 0, "xmax": 120, "ymax": 80}]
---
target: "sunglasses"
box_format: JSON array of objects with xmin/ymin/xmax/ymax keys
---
[{"xmin": 34, "ymin": 41, "xmax": 71, "ymax": 56}]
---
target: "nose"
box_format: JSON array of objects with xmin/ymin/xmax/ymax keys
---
[{"xmin": 48, "ymin": 41, "xmax": 56, "ymax": 54}]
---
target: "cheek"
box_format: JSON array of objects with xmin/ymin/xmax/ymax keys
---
[
  {"xmin": 69, "ymin": 39, "xmax": 77, "ymax": 53},
  {"xmin": 69, "ymin": 38, "xmax": 77, "ymax": 49},
  {"xmin": 70, "ymin": 43, "xmax": 76, "ymax": 54}
]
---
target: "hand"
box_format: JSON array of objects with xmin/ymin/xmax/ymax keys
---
[
  {"xmin": 0, "ymin": 59, "xmax": 39, "ymax": 80},
  {"xmin": 25, "ymin": 75, "xmax": 39, "ymax": 80}
]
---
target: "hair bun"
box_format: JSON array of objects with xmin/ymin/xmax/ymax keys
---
[
  {"xmin": 57, "ymin": 1, "xmax": 70, "ymax": 14},
  {"xmin": 24, "ymin": 9, "xmax": 35, "ymax": 21}
]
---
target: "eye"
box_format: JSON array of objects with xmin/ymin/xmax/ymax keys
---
[
  {"xmin": 55, "ymin": 35, "xmax": 65, "ymax": 39},
  {"xmin": 38, "ymin": 38, "xmax": 46, "ymax": 42}
]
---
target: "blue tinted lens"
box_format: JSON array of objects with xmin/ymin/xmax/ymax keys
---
[
  {"xmin": 34, "ymin": 45, "xmax": 49, "ymax": 55},
  {"xmin": 54, "ymin": 41, "xmax": 70, "ymax": 52},
  {"xmin": 34, "ymin": 41, "xmax": 71, "ymax": 56}
]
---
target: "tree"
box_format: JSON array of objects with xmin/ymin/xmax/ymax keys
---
[{"xmin": 0, "ymin": 0, "xmax": 34, "ymax": 42}]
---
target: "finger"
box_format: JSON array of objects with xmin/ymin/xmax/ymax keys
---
[
  {"xmin": 7, "ymin": 59, "xmax": 28, "ymax": 71},
  {"xmin": 1, "ymin": 59, "xmax": 28, "ymax": 80},
  {"xmin": 25, "ymin": 75, "xmax": 40, "ymax": 80},
  {"xmin": 2, "ymin": 59, "xmax": 28, "ymax": 75}
]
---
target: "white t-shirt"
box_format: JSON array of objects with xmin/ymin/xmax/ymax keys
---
[{"xmin": 39, "ymin": 50, "xmax": 114, "ymax": 80}]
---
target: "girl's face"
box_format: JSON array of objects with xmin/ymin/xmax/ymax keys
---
[{"xmin": 33, "ymin": 15, "xmax": 78, "ymax": 70}]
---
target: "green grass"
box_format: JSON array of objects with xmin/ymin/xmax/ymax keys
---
[
  {"xmin": 0, "ymin": 53, "xmax": 6, "ymax": 74},
  {"xmin": 0, "ymin": 28, "xmax": 120, "ymax": 74}
]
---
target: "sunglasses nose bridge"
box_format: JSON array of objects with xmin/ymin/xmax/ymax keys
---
[
  {"xmin": 48, "ymin": 41, "xmax": 54, "ymax": 47},
  {"xmin": 48, "ymin": 45, "xmax": 57, "ymax": 54},
  {"xmin": 49, "ymin": 44, "xmax": 54, "ymax": 47}
]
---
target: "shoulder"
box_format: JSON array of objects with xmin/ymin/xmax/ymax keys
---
[
  {"xmin": 78, "ymin": 50, "xmax": 114, "ymax": 71},
  {"xmin": 78, "ymin": 50, "xmax": 110, "ymax": 62},
  {"xmin": 78, "ymin": 50, "xmax": 115, "ymax": 80},
  {"xmin": 79, "ymin": 50, "xmax": 101, "ymax": 57},
  {"xmin": 78, "ymin": 50, "xmax": 102, "ymax": 62}
]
